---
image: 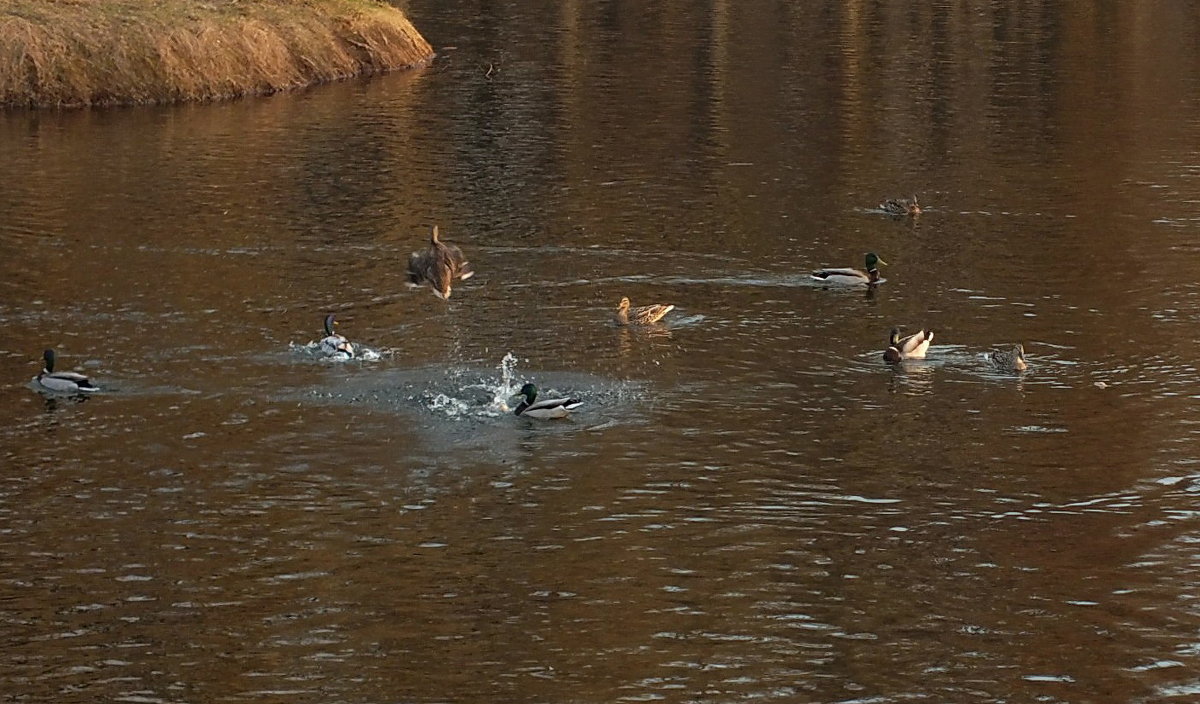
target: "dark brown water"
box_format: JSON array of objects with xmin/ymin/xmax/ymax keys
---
[{"xmin": 3, "ymin": 2, "xmax": 1200, "ymax": 702}]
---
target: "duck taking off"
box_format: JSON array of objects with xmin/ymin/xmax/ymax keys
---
[
  {"xmin": 35, "ymin": 349, "xmax": 99, "ymax": 394},
  {"xmin": 811, "ymin": 252, "xmax": 886, "ymax": 286},
  {"xmin": 407, "ymin": 225, "xmax": 474, "ymax": 300},
  {"xmin": 319, "ymin": 314, "xmax": 355, "ymax": 359},
  {"xmin": 615, "ymin": 297, "xmax": 675, "ymax": 326},
  {"xmin": 989, "ymin": 344, "xmax": 1028, "ymax": 372},
  {"xmin": 512, "ymin": 383, "xmax": 582, "ymax": 419},
  {"xmin": 880, "ymin": 196, "xmax": 921, "ymax": 216}
]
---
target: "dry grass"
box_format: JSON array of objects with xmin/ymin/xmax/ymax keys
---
[{"xmin": 0, "ymin": 0, "xmax": 434, "ymax": 107}]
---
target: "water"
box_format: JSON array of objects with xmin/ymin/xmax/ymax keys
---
[{"xmin": 3, "ymin": 1, "xmax": 1200, "ymax": 702}]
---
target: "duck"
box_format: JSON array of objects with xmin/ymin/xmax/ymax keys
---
[
  {"xmin": 406, "ymin": 225, "xmax": 474, "ymax": 300},
  {"xmin": 615, "ymin": 297, "xmax": 675, "ymax": 326},
  {"xmin": 319, "ymin": 314, "xmax": 355, "ymax": 359},
  {"xmin": 811, "ymin": 252, "xmax": 887, "ymax": 285},
  {"xmin": 512, "ymin": 382, "xmax": 582, "ymax": 419},
  {"xmin": 990, "ymin": 344, "xmax": 1028, "ymax": 372},
  {"xmin": 880, "ymin": 196, "xmax": 921, "ymax": 216},
  {"xmin": 34, "ymin": 349, "xmax": 100, "ymax": 394},
  {"xmin": 883, "ymin": 328, "xmax": 934, "ymax": 363}
]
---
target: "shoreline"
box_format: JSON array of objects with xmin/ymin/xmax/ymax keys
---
[{"xmin": 0, "ymin": 0, "xmax": 434, "ymax": 108}]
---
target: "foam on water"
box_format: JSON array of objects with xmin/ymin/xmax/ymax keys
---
[{"xmin": 289, "ymin": 340, "xmax": 383, "ymax": 363}]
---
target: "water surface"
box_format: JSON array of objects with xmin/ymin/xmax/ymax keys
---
[{"xmin": 3, "ymin": 2, "xmax": 1200, "ymax": 702}]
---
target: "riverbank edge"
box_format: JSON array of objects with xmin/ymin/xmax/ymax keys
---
[{"xmin": 0, "ymin": 0, "xmax": 434, "ymax": 108}]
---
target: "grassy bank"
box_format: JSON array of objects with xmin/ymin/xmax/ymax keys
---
[{"xmin": 0, "ymin": 0, "xmax": 434, "ymax": 108}]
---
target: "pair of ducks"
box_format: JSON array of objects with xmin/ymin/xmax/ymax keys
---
[
  {"xmin": 406, "ymin": 225, "xmax": 676, "ymax": 328},
  {"xmin": 882, "ymin": 327, "xmax": 1028, "ymax": 372},
  {"xmin": 507, "ymin": 296, "xmax": 673, "ymax": 419},
  {"xmin": 36, "ymin": 314, "xmax": 363, "ymax": 393},
  {"xmin": 405, "ymin": 225, "xmax": 584, "ymax": 418}
]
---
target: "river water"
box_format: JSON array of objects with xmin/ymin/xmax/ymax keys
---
[{"xmin": 3, "ymin": 2, "xmax": 1200, "ymax": 702}]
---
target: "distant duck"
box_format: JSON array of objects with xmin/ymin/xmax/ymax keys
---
[
  {"xmin": 880, "ymin": 196, "xmax": 921, "ymax": 216},
  {"xmin": 407, "ymin": 225, "xmax": 474, "ymax": 300},
  {"xmin": 811, "ymin": 252, "xmax": 887, "ymax": 286},
  {"xmin": 884, "ymin": 327, "xmax": 934, "ymax": 362},
  {"xmin": 35, "ymin": 349, "xmax": 99, "ymax": 394},
  {"xmin": 512, "ymin": 382, "xmax": 582, "ymax": 419},
  {"xmin": 319, "ymin": 314, "xmax": 355, "ymax": 359},
  {"xmin": 990, "ymin": 344, "xmax": 1028, "ymax": 372},
  {"xmin": 615, "ymin": 297, "xmax": 675, "ymax": 326}
]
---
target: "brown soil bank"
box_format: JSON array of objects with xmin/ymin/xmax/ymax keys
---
[{"xmin": 0, "ymin": 0, "xmax": 434, "ymax": 108}]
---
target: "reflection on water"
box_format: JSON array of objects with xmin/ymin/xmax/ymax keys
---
[{"xmin": 3, "ymin": 1, "xmax": 1200, "ymax": 702}]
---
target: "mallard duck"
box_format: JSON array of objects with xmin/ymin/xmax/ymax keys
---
[
  {"xmin": 319, "ymin": 314, "xmax": 355, "ymax": 359},
  {"xmin": 35, "ymin": 349, "xmax": 99, "ymax": 394},
  {"xmin": 811, "ymin": 252, "xmax": 887, "ymax": 285},
  {"xmin": 883, "ymin": 328, "xmax": 934, "ymax": 363},
  {"xmin": 880, "ymin": 196, "xmax": 921, "ymax": 216},
  {"xmin": 615, "ymin": 297, "xmax": 675, "ymax": 326},
  {"xmin": 990, "ymin": 344, "xmax": 1028, "ymax": 372},
  {"xmin": 512, "ymin": 382, "xmax": 582, "ymax": 419},
  {"xmin": 406, "ymin": 225, "xmax": 474, "ymax": 300}
]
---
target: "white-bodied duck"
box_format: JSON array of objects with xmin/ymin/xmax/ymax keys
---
[
  {"xmin": 512, "ymin": 383, "xmax": 582, "ymax": 419},
  {"xmin": 319, "ymin": 314, "xmax": 355, "ymax": 360},
  {"xmin": 35, "ymin": 349, "xmax": 99, "ymax": 394},
  {"xmin": 812, "ymin": 252, "xmax": 887, "ymax": 286}
]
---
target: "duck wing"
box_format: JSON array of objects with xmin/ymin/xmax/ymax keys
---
[
  {"xmin": 811, "ymin": 267, "xmax": 869, "ymax": 283},
  {"xmin": 629, "ymin": 303, "xmax": 674, "ymax": 325},
  {"xmin": 407, "ymin": 246, "xmax": 454, "ymax": 299},
  {"xmin": 440, "ymin": 241, "xmax": 474, "ymax": 281}
]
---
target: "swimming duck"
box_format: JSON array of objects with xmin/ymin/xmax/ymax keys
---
[
  {"xmin": 990, "ymin": 344, "xmax": 1028, "ymax": 372},
  {"xmin": 880, "ymin": 196, "xmax": 921, "ymax": 216},
  {"xmin": 34, "ymin": 349, "xmax": 99, "ymax": 394},
  {"xmin": 883, "ymin": 328, "xmax": 934, "ymax": 363},
  {"xmin": 811, "ymin": 252, "xmax": 887, "ymax": 286},
  {"xmin": 512, "ymin": 382, "xmax": 582, "ymax": 419},
  {"xmin": 615, "ymin": 297, "xmax": 675, "ymax": 326},
  {"xmin": 407, "ymin": 225, "xmax": 474, "ymax": 300},
  {"xmin": 319, "ymin": 314, "xmax": 355, "ymax": 359}
]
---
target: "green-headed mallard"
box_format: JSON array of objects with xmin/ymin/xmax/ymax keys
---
[
  {"xmin": 880, "ymin": 196, "xmax": 921, "ymax": 216},
  {"xmin": 512, "ymin": 382, "xmax": 582, "ymax": 419},
  {"xmin": 35, "ymin": 349, "xmax": 99, "ymax": 394},
  {"xmin": 883, "ymin": 328, "xmax": 934, "ymax": 363},
  {"xmin": 407, "ymin": 225, "xmax": 474, "ymax": 300},
  {"xmin": 319, "ymin": 314, "xmax": 355, "ymax": 360},
  {"xmin": 812, "ymin": 252, "xmax": 887, "ymax": 286},
  {"xmin": 990, "ymin": 344, "xmax": 1028, "ymax": 372},
  {"xmin": 615, "ymin": 297, "xmax": 675, "ymax": 326}
]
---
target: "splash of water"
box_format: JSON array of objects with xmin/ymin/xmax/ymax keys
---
[
  {"xmin": 498, "ymin": 352, "xmax": 518, "ymax": 395},
  {"xmin": 423, "ymin": 353, "xmax": 520, "ymax": 418}
]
